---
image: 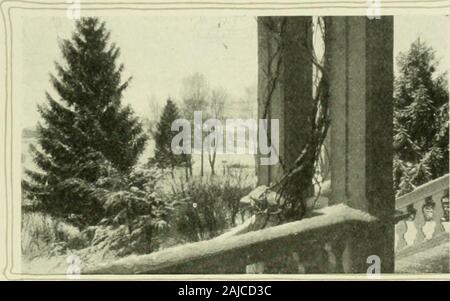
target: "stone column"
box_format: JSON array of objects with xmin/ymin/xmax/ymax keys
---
[
  {"xmin": 326, "ymin": 16, "xmax": 395, "ymax": 273},
  {"xmin": 254, "ymin": 16, "xmax": 313, "ymax": 274},
  {"xmin": 257, "ymin": 16, "xmax": 313, "ymax": 186}
]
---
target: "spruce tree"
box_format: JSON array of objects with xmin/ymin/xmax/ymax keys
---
[
  {"xmin": 152, "ymin": 98, "xmax": 185, "ymax": 171},
  {"xmin": 23, "ymin": 17, "xmax": 147, "ymax": 225},
  {"xmin": 393, "ymin": 39, "xmax": 449, "ymax": 196}
]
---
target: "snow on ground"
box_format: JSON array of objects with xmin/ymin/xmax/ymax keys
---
[{"xmin": 395, "ymin": 242, "xmax": 449, "ymax": 273}]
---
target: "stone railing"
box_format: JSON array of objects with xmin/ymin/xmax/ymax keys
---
[
  {"xmin": 84, "ymin": 204, "xmax": 376, "ymax": 274},
  {"xmin": 83, "ymin": 176, "xmax": 448, "ymax": 274},
  {"xmin": 394, "ymin": 174, "xmax": 449, "ymax": 259}
]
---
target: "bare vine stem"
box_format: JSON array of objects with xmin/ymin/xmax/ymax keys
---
[{"xmin": 255, "ymin": 17, "xmax": 331, "ymax": 224}]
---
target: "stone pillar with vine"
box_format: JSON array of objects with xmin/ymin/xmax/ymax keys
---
[{"xmin": 257, "ymin": 16, "xmax": 330, "ymax": 225}]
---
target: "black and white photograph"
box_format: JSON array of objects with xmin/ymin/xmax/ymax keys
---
[{"xmin": 0, "ymin": 0, "xmax": 449, "ymax": 280}]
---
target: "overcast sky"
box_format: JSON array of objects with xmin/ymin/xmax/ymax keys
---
[{"xmin": 17, "ymin": 15, "xmax": 449, "ymax": 129}]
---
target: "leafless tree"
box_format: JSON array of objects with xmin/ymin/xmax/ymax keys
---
[
  {"xmin": 207, "ymin": 87, "xmax": 227, "ymax": 175},
  {"xmin": 181, "ymin": 73, "xmax": 210, "ymax": 177}
]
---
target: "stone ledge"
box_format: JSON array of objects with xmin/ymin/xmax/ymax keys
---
[{"xmin": 83, "ymin": 204, "xmax": 376, "ymax": 274}]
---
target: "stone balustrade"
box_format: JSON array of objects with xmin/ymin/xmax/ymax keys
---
[
  {"xmin": 84, "ymin": 204, "xmax": 376, "ymax": 274},
  {"xmin": 395, "ymin": 174, "xmax": 449, "ymax": 259}
]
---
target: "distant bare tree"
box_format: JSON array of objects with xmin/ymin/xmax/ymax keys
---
[
  {"xmin": 181, "ymin": 73, "xmax": 210, "ymax": 176},
  {"xmin": 207, "ymin": 87, "xmax": 227, "ymax": 175},
  {"xmin": 145, "ymin": 94, "xmax": 160, "ymax": 135},
  {"xmin": 242, "ymin": 85, "xmax": 257, "ymax": 119}
]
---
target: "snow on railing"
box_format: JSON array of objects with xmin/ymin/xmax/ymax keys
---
[
  {"xmin": 84, "ymin": 204, "xmax": 376, "ymax": 274},
  {"xmin": 83, "ymin": 175, "xmax": 449, "ymax": 274},
  {"xmin": 394, "ymin": 174, "xmax": 449, "ymax": 258}
]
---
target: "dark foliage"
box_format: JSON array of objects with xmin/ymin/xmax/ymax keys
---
[
  {"xmin": 393, "ymin": 39, "xmax": 449, "ymax": 196},
  {"xmin": 23, "ymin": 18, "xmax": 147, "ymax": 225},
  {"xmin": 151, "ymin": 99, "xmax": 187, "ymax": 170}
]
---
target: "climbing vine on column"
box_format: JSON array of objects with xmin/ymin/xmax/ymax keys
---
[{"xmin": 253, "ymin": 17, "xmax": 331, "ymax": 226}]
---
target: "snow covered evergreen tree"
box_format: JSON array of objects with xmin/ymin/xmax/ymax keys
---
[
  {"xmin": 393, "ymin": 39, "xmax": 449, "ymax": 196},
  {"xmin": 23, "ymin": 17, "xmax": 147, "ymax": 225},
  {"xmin": 151, "ymin": 98, "xmax": 186, "ymax": 171}
]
